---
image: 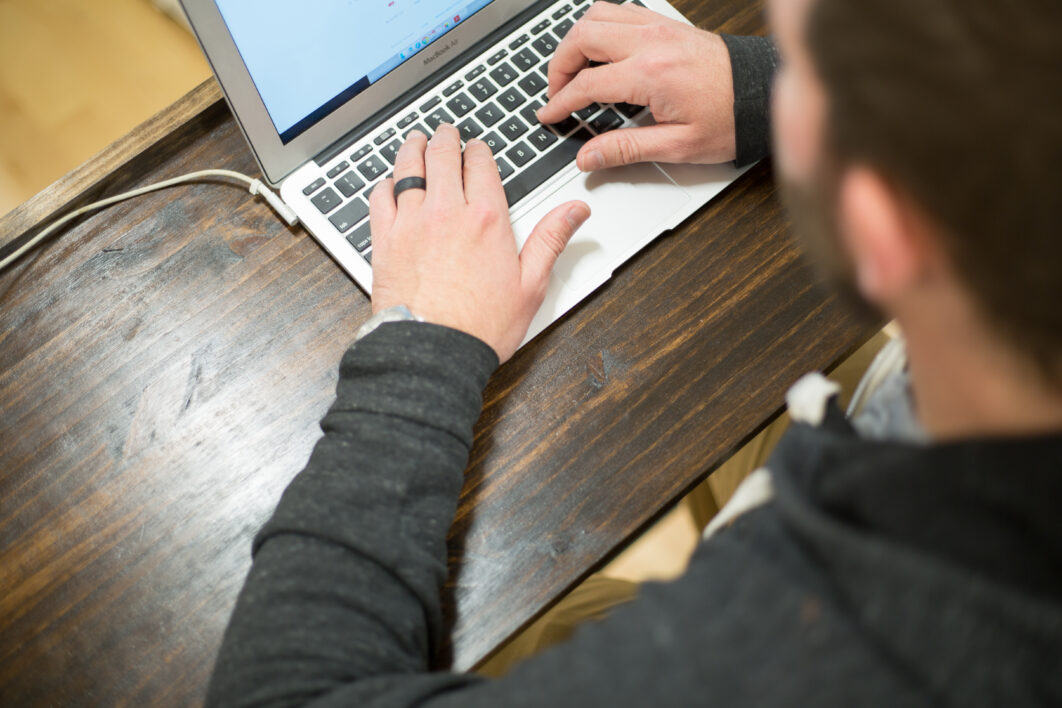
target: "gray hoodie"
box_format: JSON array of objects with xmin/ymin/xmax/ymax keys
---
[{"xmin": 206, "ymin": 322, "xmax": 1062, "ymax": 706}]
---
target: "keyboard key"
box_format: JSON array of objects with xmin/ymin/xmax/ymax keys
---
[
  {"xmin": 506, "ymin": 142, "xmax": 536, "ymax": 167},
  {"xmin": 397, "ymin": 112, "xmax": 418, "ymax": 128},
  {"xmin": 425, "ymin": 108, "xmax": 455, "ymax": 130},
  {"xmin": 345, "ymin": 220, "xmax": 373, "ymax": 252},
  {"xmin": 528, "ymin": 127, "xmax": 559, "ymax": 151},
  {"xmin": 589, "ymin": 108, "xmax": 623, "ymax": 134},
  {"xmin": 328, "ymin": 197, "xmax": 369, "ymax": 233},
  {"xmin": 552, "ymin": 4, "xmax": 572, "ymax": 19},
  {"xmin": 404, "ymin": 123, "xmax": 431, "ymax": 139},
  {"xmin": 496, "ymin": 156, "xmax": 515, "ymax": 181},
  {"xmin": 357, "ymin": 155, "xmax": 388, "ymax": 181},
  {"xmin": 465, "ymin": 65, "xmax": 486, "ymax": 81},
  {"xmin": 574, "ymin": 5, "xmax": 589, "ymax": 19},
  {"xmin": 503, "ymin": 128, "xmax": 591, "ymax": 206},
  {"xmin": 615, "ymin": 102, "xmax": 645, "ymax": 119},
  {"xmin": 302, "ymin": 177, "xmax": 326, "ymax": 196},
  {"xmin": 446, "ymin": 92, "xmax": 475, "ymax": 117},
  {"xmin": 420, "ymin": 96, "xmax": 441, "ymax": 112},
  {"xmin": 469, "ymin": 78, "xmax": 498, "ymax": 101},
  {"xmin": 334, "ymin": 171, "xmax": 365, "ymax": 197},
  {"xmin": 489, "ymin": 63, "xmax": 519, "ymax": 86},
  {"xmin": 498, "ymin": 87, "xmax": 527, "ymax": 111},
  {"xmin": 518, "ymin": 71, "xmax": 547, "ymax": 96},
  {"xmin": 532, "ymin": 34, "xmax": 558, "ymax": 57},
  {"xmin": 351, "ymin": 144, "xmax": 373, "ymax": 161},
  {"xmin": 540, "ymin": 62, "xmax": 550, "ymax": 77},
  {"xmin": 531, "ymin": 19, "xmax": 551, "ymax": 34},
  {"xmin": 521, "ymin": 100, "xmax": 543, "ymax": 126},
  {"xmin": 576, "ymin": 103, "xmax": 602, "ymax": 120},
  {"xmin": 509, "ymin": 34, "xmax": 530, "ymax": 50},
  {"xmin": 487, "ymin": 49, "xmax": 508, "ymax": 65},
  {"xmin": 481, "ymin": 131, "xmax": 508, "ymax": 155},
  {"xmin": 499, "ymin": 116, "xmax": 529, "ymax": 140},
  {"xmin": 326, "ymin": 160, "xmax": 349, "ymax": 179},
  {"xmin": 442, "ymin": 80, "xmax": 464, "ymax": 96},
  {"xmin": 380, "ymin": 138, "xmax": 402, "ymax": 164},
  {"xmin": 364, "ymin": 250, "xmax": 372, "ymax": 265},
  {"xmin": 554, "ymin": 18, "xmax": 574, "ymax": 38},
  {"xmin": 457, "ymin": 118, "xmax": 483, "ymax": 141},
  {"xmin": 311, "ymin": 187, "xmax": 342, "ymax": 214},
  {"xmin": 549, "ymin": 115, "xmax": 581, "ymax": 135},
  {"xmin": 373, "ymin": 128, "xmax": 396, "ymax": 145},
  {"xmin": 512, "ymin": 48, "xmax": 539, "ymax": 71},
  {"xmin": 475, "ymin": 102, "xmax": 505, "ymax": 127}
]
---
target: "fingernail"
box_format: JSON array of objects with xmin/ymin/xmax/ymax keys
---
[
  {"xmin": 582, "ymin": 150, "xmax": 604, "ymax": 172},
  {"xmin": 566, "ymin": 204, "xmax": 590, "ymax": 229}
]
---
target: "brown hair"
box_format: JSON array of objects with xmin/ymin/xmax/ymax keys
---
[{"xmin": 806, "ymin": 0, "xmax": 1062, "ymax": 384}]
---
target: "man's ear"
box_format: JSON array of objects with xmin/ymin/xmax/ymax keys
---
[{"xmin": 837, "ymin": 166, "xmax": 927, "ymax": 306}]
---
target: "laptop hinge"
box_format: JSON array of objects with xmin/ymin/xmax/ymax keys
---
[{"xmin": 314, "ymin": 0, "xmax": 556, "ymax": 166}]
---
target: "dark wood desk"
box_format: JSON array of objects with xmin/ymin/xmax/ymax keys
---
[{"xmin": 0, "ymin": 1, "xmax": 875, "ymax": 704}]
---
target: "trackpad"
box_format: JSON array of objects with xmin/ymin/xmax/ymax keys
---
[{"xmin": 512, "ymin": 162, "xmax": 690, "ymax": 289}]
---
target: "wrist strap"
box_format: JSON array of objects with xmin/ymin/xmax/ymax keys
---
[{"xmin": 354, "ymin": 305, "xmax": 423, "ymax": 343}]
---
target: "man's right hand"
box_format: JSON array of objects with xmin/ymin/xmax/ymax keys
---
[{"xmin": 537, "ymin": 1, "xmax": 737, "ymax": 171}]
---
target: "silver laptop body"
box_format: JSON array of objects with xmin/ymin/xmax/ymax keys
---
[{"xmin": 180, "ymin": 0, "xmax": 748, "ymax": 343}]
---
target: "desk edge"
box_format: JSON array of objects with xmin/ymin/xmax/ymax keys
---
[{"xmin": 0, "ymin": 78, "xmax": 224, "ymax": 260}]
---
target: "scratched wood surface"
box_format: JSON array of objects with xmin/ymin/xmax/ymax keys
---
[{"xmin": 0, "ymin": 0, "xmax": 876, "ymax": 704}]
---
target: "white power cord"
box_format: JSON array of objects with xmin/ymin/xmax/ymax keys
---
[{"xmin": 0, "ymin": 169, "xmax": 299, "ymax": 273}]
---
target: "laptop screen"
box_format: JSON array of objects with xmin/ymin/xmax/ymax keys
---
[{"xmin": 215, "ymin": 0, "xmax": 496, "ymax": 144}]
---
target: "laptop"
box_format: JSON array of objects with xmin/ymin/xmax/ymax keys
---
[{"xmin": 179, "ymin": 0, "xmax": 748, "ymax": 343}]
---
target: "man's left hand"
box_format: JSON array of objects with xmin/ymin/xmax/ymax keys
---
[{"xmin": 369, "ymin": 124, "xmax": 590, "ymax": 363}]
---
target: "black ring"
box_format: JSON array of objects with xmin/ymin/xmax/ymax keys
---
[{"xmin": 393, "ymin": 176, "xmax": 427, "ymax": 199}]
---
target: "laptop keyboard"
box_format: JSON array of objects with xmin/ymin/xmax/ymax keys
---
[{"xmin": 300, "ymin": 0, "xmax": 647, "ymax": 265}]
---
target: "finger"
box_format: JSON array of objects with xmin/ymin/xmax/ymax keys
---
[
  {"xmin": 461, "ymin": 138, "xmax": 508, "ymax": 209},
  {"xmin": 520, "ymin": 201, "xmax": 591, "ymax": 297},
  {"xmin": 538, "ymin": 60, "xmax": 646, "ymax": 125},
  {"xmin": 392, "ymin": 130, "xmax": 429, "ymax": 209},
  {"xmin": 582, "ymin": 0, "xmax": 657, "ymax": 26},
  {"xmin": 575, "ymin": 124, "xmax": 688, "ymax": 171},
  {"xmin": 369, "ymin": 177, "xmax": 397, "ymax": 240},
  {"xmin": 547, "ymin": 19, "xmax": 649, "ymax": 101},
  {"xmin": 424, "ymin": 123, "xmax": 464, "ymax": 203}
]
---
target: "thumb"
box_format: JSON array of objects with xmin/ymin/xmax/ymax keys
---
[
  {"xmin": 576, "ymin": 124, "xmax": 684, "ymax": 171},
  {"xmin": 520, "ymin": 200, "xmax": 591, "ymax": 297}
]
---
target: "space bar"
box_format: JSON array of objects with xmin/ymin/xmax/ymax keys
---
[{"xmin": 504, "ymin": 129, "xmax": 592, "ymax": 207}]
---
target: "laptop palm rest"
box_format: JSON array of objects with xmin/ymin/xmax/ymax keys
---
[
  {"xmin": 512, "ymin": 162, "xmax": 691, "ymax": 341},
  {"xmin": 513, "ymin": 162, "xmax": 690, "ymax": 288}
]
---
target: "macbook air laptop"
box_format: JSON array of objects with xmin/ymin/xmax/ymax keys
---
[{"xmin": 180, "ymin": 0, "xmax": 749, "ymax": 343}]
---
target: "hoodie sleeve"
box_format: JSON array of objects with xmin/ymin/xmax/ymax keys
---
[{"xmin": 720, "ymin": 34, "xmax": 780, "ymax": 167}]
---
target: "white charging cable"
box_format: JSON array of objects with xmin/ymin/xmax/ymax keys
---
[{"xmin": 0, "ymin": 169, "xmax": 299, "ymax": 273}]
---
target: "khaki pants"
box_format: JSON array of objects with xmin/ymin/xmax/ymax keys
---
[{"xmin": 476, "ymin": 331, "xmax": 893, "ymax": 677}]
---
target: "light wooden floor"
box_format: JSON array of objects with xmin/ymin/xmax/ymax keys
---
[{"xmin": 0, "ymin": 0, "xmax": 210, "ymax": 218}]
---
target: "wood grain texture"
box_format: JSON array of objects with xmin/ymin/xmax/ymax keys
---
[{"xmin": 0, "ymin": 0, "xmax": 877, "ymax": 704}]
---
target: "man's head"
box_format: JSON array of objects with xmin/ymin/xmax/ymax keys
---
[{"xmin": 769, "ymin": 0, "xmax": 1062, "ymax": 387}]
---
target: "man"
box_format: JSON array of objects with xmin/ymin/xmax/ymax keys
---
[{"xmin": 206, "ymin": 0, "xmax": 1062, "ymax": 704}]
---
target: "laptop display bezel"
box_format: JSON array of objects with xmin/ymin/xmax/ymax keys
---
[{"xmin": 179, "ymin": 0, "xmax": 539, "ymax": 186}]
